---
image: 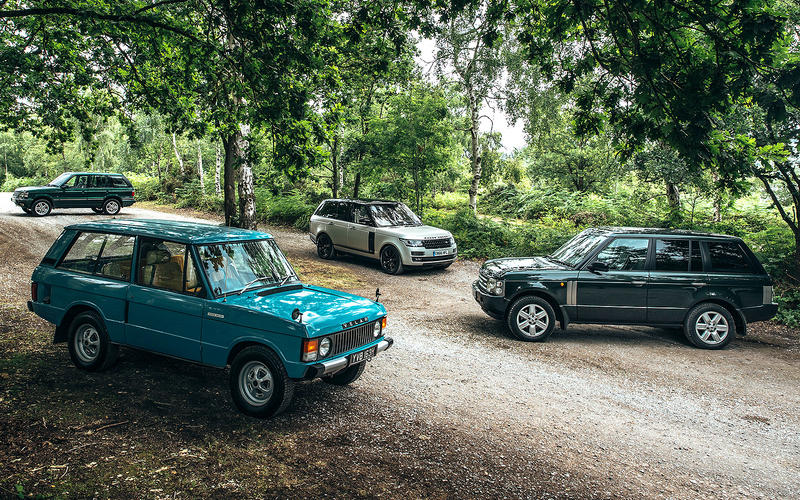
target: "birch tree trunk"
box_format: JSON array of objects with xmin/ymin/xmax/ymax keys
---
[
  {"xmin": 172, "ymin": 132, "xmax": 184, "ymax": 175},
  {"xmin": 197, "ymin": 143, "xmax": 204, "ymax": 192},
  {"xmin": 215, "ymin": 142, "xmax": 222, "ymax": 195},
  {"xmin": 235, "ymin": 124, "xmax": 257, "ymax": 230},
  {"xmin": 467, "ymin": 90, "xmax": 482, "ymax": 213},
  {"xmin": 331, "ymin": 134, "xmax": 340, "ymax": 198}
]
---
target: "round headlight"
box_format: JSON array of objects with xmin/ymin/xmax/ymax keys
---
[
  {"xmin": 373, "ymin": 321, "xmax": 382, "ymax": 338},
  {"xmin": 319, "ymin": 337, "xmax": 331, "ymax": 357}
]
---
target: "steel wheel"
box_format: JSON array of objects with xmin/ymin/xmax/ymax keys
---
[
  {"xmin": 238, "ymin": 360, "xmax": 274, "ymax": 407},
  {"xmin": 33, "ymin": 199, "xmax": 51, "ymax": 216},
  {"xmin": 517, "ymin": 304, "xmax": 549, "ymax": 337},
  {"xmin": 380, "ymin": 246, "xmax": 402, "ymax": 274},
  {"xmin": 694, "ymin": 312, "xmax": 729, "ymax": 345},
  {"xmin": 73, "ymin": 324, "xmax": 101, "ymax": 363},
  {"xmin": 103, "ymin": 199, "xmax": 120, "ymax": 215}
]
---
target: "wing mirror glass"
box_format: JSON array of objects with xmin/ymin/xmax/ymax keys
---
[{"xmin": 588, "ymin": 261, "xmax": 609, "ymax": 273}]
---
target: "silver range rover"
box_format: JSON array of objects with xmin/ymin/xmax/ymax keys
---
[{"xmin": 309, "ymin": 199, "xmax": 457, "ymax": 274}]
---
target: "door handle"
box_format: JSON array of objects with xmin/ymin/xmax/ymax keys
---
[
  {"xmin": 691, "ymin": 282, "xmax": 708, "ymax": 287},
  {"xmin": 631, "ymin": 281, "xmax": 647, "ymax": 286}
]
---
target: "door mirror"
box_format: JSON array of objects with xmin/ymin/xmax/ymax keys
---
[{"xmin": 588, "ymin": 261, "xmax": 609, "ymax": 273}]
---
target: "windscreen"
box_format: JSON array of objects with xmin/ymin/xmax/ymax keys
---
[
  {"xmin": 196, "ymin": 239, "xmax": 296, "ymax": 296},
  {"xmin": 369, "ymin": 203, "xmax": 422, "ymax": 227}
]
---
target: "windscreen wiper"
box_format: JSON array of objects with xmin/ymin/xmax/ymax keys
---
[{"xmin": 237, "ymin": 276, "xmax": 274, "ymax": 295}]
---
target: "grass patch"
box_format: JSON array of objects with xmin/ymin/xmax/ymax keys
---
[{"xmin": 291, "ymin": 256, "xmax": 366, "ymax": 290}]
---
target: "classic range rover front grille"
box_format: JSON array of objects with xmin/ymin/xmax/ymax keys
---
[
  {"xmin": 423, "ymin": 237, "xmax": 451, "ymax": 249},
  {"xmin": 329, "ymin": 321, "xmax": 376, "ymax": 356}
]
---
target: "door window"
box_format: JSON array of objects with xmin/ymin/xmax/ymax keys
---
[
  {"xmin": 58, "ymin": 232, "xmax": 134, "ymax": 280},
  {"xmin": 62, "ymin": 175, "xmax": 88, "ymax": 188},
  {"xmin": 335, "ymin": 202, "xmax": 352, "ymax": 222},
  {"xmin": 315, "ymin": 201, "xmax": 337, "ymax": 218},
  {"xmin": 706, "ymin": 241, "xmax": 752, "ymax": 273},
  {"xmin": 353, "ymin": 205, "xmax": 372, "ymax": 226},
  {"xmin": 592, "ymin": 238, "xmax": 649, "ymax": 271},
  {"xmin": 654, "ymin": 239, "xmax": 689, "ymax": 272},
  {"xmin": 137, "ymin": 238, "xmax": 205, "ymax": 296}
]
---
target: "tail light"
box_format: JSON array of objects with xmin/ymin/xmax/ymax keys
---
[
  {"xmin": 131, "ymin": 190, "xmax": 135, "ymax": 197},
  {"xmin": 31, "ymin": 282, "xmax": 38, "ymax": 302}
]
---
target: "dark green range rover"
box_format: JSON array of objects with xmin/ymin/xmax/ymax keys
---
[
  {"xmin": 12, "ymin": 172, "xmax": 135, "ymax": 217},
  {"xmin": 473, "ymin": 227, "xmax": 778, "ymax": 349}
]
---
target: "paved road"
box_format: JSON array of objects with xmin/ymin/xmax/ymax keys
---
[{"xmin": 1, "ymin": 194, "xmax": 798, "ymax": 498}]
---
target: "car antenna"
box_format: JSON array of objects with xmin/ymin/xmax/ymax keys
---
[{"xmin": 375, "ymin": 288, "xmax": 381, "ymax": 303}]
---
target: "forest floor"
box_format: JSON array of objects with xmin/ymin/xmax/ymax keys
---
[{"xmin": 1, "ymin": 194, "xmax": 799, "ymax": 499}]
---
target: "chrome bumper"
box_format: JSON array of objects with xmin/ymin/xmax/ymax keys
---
[{"xmin": 310, "ymin": 337, "xmax": 393, "ymax": 378}]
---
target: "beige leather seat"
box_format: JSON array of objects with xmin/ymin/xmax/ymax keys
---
[{"xmin": 140, "ymin": 249, "xmax": 183, "ymax": 292}]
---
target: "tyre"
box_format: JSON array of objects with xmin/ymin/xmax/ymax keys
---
[
  {"xmin": 316, "ymin": 233, "xmax": 335, "ymax": 260},
  {"xmin": 32, "ymin": 198, "xmax": 52, "ymax": 217},
  {"xmin": 229, "ymin": 346, "xmax": 295, "ymax": 418},
  {"xmin": 380, "ymin": 245, "xmax": 404, "ymax": 275},
  {"xmin": 323, "ymin": 362, "xmax": 365, "ymax": 386},
  {"xmin": 102, "ymin": 198, "xmax": 121, "ymax": 215},
  {"xmin": 67, "ymin": 311, "xmax": 119, "ymax": 371},
  {"xmin": 91, "ymin": 207, "xmax": 104, "ymax": 214},
  {"xmin": 506, "ymin": 295, "xmax": 556, "ymax": 342},
  {"xmin": 684, "ymin": 303, "xmax": 736, "ymax": 349},
  {"xmin": 23, "ymin": 208, "xmax": 32, "ymax": 215}
]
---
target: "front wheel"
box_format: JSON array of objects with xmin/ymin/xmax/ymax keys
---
[
  {"xmin": 102, "ymin": 198, "xmax": 121, "ymax": 215},
  {"xmin": 380, "ymin": 245, "xmax": 404, "ymax": 275},
  {"xmin": 229, "ymin": 346, "xmax": 294, "ymax": 418},
  {"xmin": 506, "ymin": 296, "xmax": 556, "ymax": 342},
  {"xmin": 316, "ymin": 233, "xmax": 335, "ymax": 260},
  {"xmin": 67, "ymin": 312, "xmax": 119, "ymax": 371},
  {"xmin": 323, "ymin": 362, "xmax": 365, "ymax": 386},
  {"xmin": 32, "ymin": 199, "xmax": 52, "ymax": 217},
  {"xmin": 684, "ymin": 303, "xmax": 736, "ymax": 349}
]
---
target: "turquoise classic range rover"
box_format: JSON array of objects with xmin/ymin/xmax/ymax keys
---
[{"xmin": 28, "ymin": 219, "xmax": 392, "ymax": 418}]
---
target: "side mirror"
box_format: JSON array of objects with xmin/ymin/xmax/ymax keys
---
[{"xmin": 588, "ymin": 261, "xmax": 609, "ymax": 273}]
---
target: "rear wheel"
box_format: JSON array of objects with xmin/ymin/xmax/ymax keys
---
[
  {"xmin": 684, "ymin": 303, "xmax": 736, "ymax": 349},
  {"xmin": 506, "ymin": 296, "xmax": 556, "ymax": 342},
  {"xmin": 102, "ymin": 198, "xmax": 121, "ymax": 215},
  {"xmin": 229, "ymin": 346, "xmax": 294, "ymax": 418},
  {"xmin": 67, "ymin": 312, "xmax": 118, "ymax": 371},
  {"xmin": 323, "ymin": 362, "xmax": 365, "ymax": 386},
  {"xmin": 32, "ymin": 198, "xmax": 52, "ymax": 217},
  {"xmin": 316, "ymin": 233, "xmax": 335, "ymax": 260},
  {"xmin": 380, "ymin": 245, "xmax": 403, "ymax": 275}
]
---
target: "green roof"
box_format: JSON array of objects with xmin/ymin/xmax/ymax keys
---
[{"xmin": 65, "ymin": 219, "xmax": 273, "ymax": 244}]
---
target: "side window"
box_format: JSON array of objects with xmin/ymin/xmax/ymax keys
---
[
  {"xmin": 707, "ymin": 241, "xmax": 752, "ymax": 273},
  {"xmin": 655, "ymin": 239, "xmax": 689, "ymax": 272},
  {"xmin": 593, "ymin": 238, "xmax": 649, "ymax": 271},
  {"xmin": 316, "ymin": 201, "xmax": 336, "ymax": 218},
  {"xmin": 62, "ymin": 175, "xmax": 80, "ymax": 188},
  {"xmin": 336, "ymin": 202, "xmax": 352, "ymax": 222},
  {"xmin": 72, "ymin": 175, "xmax": 88, "ymax": 189},
  {"xmin": 58, "ymin": 232, "xmax": 134, "ymax": 280},
  {"xmin": 137, "ymin": 238, "xmax": 205, "ymax": 296},
  {"xmin": 93, "ymin": 175, "xmax": 109, "ymax": 188},
  {"xmin": 353, "ymin": 204, "xmax": 371, "ymax": 225},
  {"xmin": 110, "ymin": 176, "xmax": 129, "ymax": 188},
  {"xmin": 690, "ymin": 241, "xmax": 702, "ymax": 271}
]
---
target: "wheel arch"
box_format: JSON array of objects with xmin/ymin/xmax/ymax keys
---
[
  {"xmin": 103, "ymin": 195, "xmax": 123, "ymax": 208},
  {"xmin": 54, "ymin": 303, "xmax": 103, "ymax": 343},
  {"xmin": 507, "ymin": 289, "xmax": 568, "ymax": 330},
  {"xmin": 685, "ymin": 298, "xmax": 747, "ymax": 336},
  {"xmin": 226, "ymin": 340, "xmax": 284, "ymax": 367}
]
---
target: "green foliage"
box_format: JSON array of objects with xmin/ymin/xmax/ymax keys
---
[
  {"xmin": 775, "ymin": 289, "xmax": 800, "ymax": 328},
  {"xmin": 0, "ymin": 174, "xmax": 50, "ymax": 191},
  {"xmin": 125, "ymin": 173, "xmax": 161, "ymax": 201},
  {"xmin": 255, "ymin": 189, "xmax": 317, "ymax": 230}
]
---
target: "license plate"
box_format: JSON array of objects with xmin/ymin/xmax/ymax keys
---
[
  {"xmin": 433, "ymin": 250, "xmax": 449, "ymax": 256},
  {"xmin": 348, "ymin": 346, "xmax": 377, "ymax": 366}
]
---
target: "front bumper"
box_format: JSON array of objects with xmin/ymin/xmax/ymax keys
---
[
  {"xmin": 401, "ymin": 245, "xmax": 457, "ymax": 267},
  {"xmin": 13, "ymin": 196, "xmax": 32, "ymax": 209},
  {"xmin": 305, "ymin": 336, "xmax": 393, "ymax": 379},
  {"xmin": 472, "ymin": 281, "xmax": 508, "ymax": 318}
]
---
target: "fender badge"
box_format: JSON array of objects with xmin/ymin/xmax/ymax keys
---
[{"xmin": 207, "ymin": 312, "xmax": 225, "ymax": 319}]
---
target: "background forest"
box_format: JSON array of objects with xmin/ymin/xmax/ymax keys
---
[{"xmin": 1, "ymin": 0, "xmax": 798, "ymax": 324}]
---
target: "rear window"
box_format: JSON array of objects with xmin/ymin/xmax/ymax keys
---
[
  {"xmin": 654, "ymin": 239, "xmax": 704, "ymax": 272},
  {"xmin": 109, "ymin": 176, "xmax": 131, "ymax": 188},
  {"xmin": 706, "ymin": 241, "xmax": 752, "ymax": 273}
]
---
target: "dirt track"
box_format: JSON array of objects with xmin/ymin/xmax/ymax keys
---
[{"xmin": 1, "ymin": 194, "xmax": 799, "ymax": 499}]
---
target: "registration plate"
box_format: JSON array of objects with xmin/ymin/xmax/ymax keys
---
[
  {"xmin": 348, "ymin": 346, "xmax": 377, "ymax": 366},
  {"xmin": 433, "ymin": 249, "xmax": 449, "ymax": 256}
]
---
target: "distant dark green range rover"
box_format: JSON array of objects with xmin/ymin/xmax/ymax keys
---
[
  {"xmin": 12, "ymin": 172, "xmax": 135, "ymax": 217},
  {"xmin": 473, "ymin": 227, "xmax": 778, "ymax": 349}
]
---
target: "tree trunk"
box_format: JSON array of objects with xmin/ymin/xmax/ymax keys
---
[
  {"xmin": 221, "ymin": 135, "xmax": 237, "ymax": 227},
  {"xmin": 331, "ymin": 135, "xmax": 340, "ymax": 198},
  {"xmin": 666, "ymin": 182, "xmax": 681, "ymax": 217},
  {"xmin": 197, "ymin": 143, "xmax": 204, "ymax": 192},
  {"xmin": 235, "ymin": 125, "xmax": 257, "ymax": 230},
  {"xmin": 155, "ymin": 146, "xmax": 162, "ymax": 181},
  {"xmin": 467, "ymin": 90, "xmax": 481, "ymax": 213},
  {"xmin": 711, "ymin": 169, "xmax": 722, "ymax": 222},
  {"xmin": 215, "ymin": 142, "xmax": 222, "ymax": 195},
  {"xmin": 172, "ymin": 132, "xmax": 184, "ymax": 175},
  {"xmin": 353, "ymin": 172, "xmax": 361, "ymax": 199}
]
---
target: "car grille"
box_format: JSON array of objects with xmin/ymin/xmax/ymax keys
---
[
  {"xmin": 11, "ymin": 191, "xmax": 18, "ymax": 200},
  {"xmin": 478, "ymin": 271, "xmax": 490, "ymax": 290},
  {"xmin": 329, "ymin": 321, "xmax": 376, "ymax": 356},
  {"xmin": 423, "ymin": 237, "xmax": 451, "ymax": 249}
]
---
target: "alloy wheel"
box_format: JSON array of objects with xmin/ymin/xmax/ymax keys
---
[
  {"xmin": 381, "ymin": 247, "xmax": 399, "ymax": 273},
  {"xmin": 694, "ymin": 312, "xmax": 729, "ymax": 345},
  {"xmin": 239, "ymin": 360, "xmax": 274, "ymax": 406},
  {"xmin": 74, "ymin": 324, "xmax": 100, "ymax": 362},
  {"xmin": 34, "ymin": 200, "xmax": 50, "ymax": 216},
  {"xmin": 516, "ymin": 304, "xmax": 549, "ymax": 337}
]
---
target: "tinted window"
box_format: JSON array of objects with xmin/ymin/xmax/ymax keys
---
[
  {"xmin": 707, "ymin": 241, "xmax": 752, "ymax": 273},
  {"xmin": 690, "ymin": 241, "xmax": 702, "ymax": 271},
  {"xmin": 91, "ymin": 175, "xmax": 110, "ymax": 188},
  {"xmin": 593, "ymin": 238, "xmax": 649, "ymax": 271},
  {"xmin": 58, "ymin": 232, "xmax": 134, "ymax": 280},
  {"xmin": 655, "ymin": 239, "xmax": 689, "ymax": 272},
  {"xmin": 137, "ymin": 238, "xmax": 204, "ymax": 296},
  {"xmin": 336, "ymin": 202, "xmax": 352, "ymax": 222},
  {"xmin": 316, "ymin": 201, "xmax": 337, "ymax": 218},
  {"xmin": 109, "ymin": 176, "xmax": 130, "ymax": 188},
  {"xmin": 353, "ymin": 204, "xmax": 372, "ymax": 225}
]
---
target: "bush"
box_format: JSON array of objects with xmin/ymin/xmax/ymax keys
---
[
  {"xmin": 124, "ymin": 172, "xmax": 161, "ymax": 201},
  {"xmin": 256, "ymin": 189, "xmax": 316, "ymax": 230},
  {"xmin": 1, "ymin": 173, "xmax": 50, "ymax": 191},
  {"xmin": 775, "ymin": 288, "xmax": 800, "ymax": 328}
]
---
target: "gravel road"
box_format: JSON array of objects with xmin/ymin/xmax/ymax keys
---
[{"xmin": 1, "ymin": 194, "xmax": 799, "ymax": 499}]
